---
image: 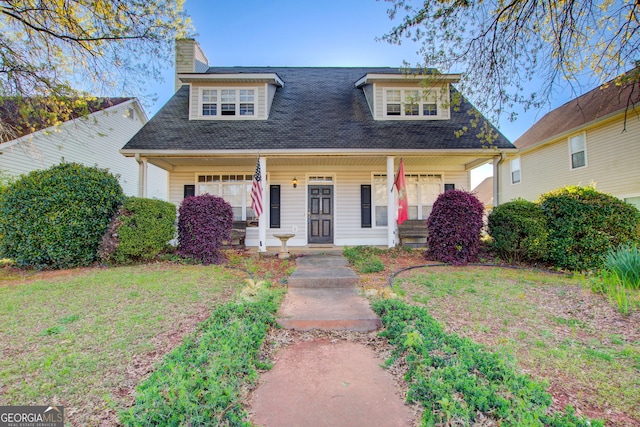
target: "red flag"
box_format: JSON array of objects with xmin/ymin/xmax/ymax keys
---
[
  {"xmin": 251, "ymin": 156, "xmax": 263, "ymax": 218},
  {"xmin": 394, "ymin": 159, "xmax": 408, "ymax": 225}
]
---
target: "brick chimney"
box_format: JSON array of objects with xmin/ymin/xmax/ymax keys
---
[{"xmin": 175, "ymin": 39, "xmax": 209, "ymax": 91}]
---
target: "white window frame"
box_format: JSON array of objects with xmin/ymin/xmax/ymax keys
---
[
  {"xmin": 511, "ymin": 158, "xmax": 521, "ymax": 184},
  {"xmin": 372, "ymin": 173, "xmax": 444, "ymax": 227},
  {"xmin": 382, "ymin": 87, "xmax": 447, "ymax": 120},
  {"xmin": 569, "ymin": 132, "xmax": 587, "ymax": 170},
  {"xmin": 198, "ymin": 87, "xmax": 258, "ymax": 119},
  {"xmin": 195, "ymin": 173, "xmax": 258, "ymax": 222}
]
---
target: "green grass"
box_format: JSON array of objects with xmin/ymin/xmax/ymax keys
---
[
  {"xmin": 395, "ymin": 266, "xmax": 640, "ymax": 424},
  {"xmin": 0, "ymin": 264, "xmax": 246, "ymax": 426}
]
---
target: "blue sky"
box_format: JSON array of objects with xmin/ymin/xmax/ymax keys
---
[{"xmin": 147, "ymin": 0, "xmax": 590, "ymax": 187}]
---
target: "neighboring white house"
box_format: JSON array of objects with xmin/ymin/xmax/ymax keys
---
[
  {"xmin": 498, "ymin": 71, "xmax": 640, "ymax": 209},
  {"xmin": 0, "ymin": 98, "xmax": 167, "ymax": 199},
  {"xmin": 121, "ymin": 39, "xmax": 516, "ymax": 250}
]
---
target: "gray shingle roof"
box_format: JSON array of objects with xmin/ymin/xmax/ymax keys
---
[{"xmin": 123, "ymin": 67, "xmax": 513, "ymax": 151}]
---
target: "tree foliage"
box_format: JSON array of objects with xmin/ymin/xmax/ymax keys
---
[
  {"xmin": 382, "ymin": 0, "xmax": 639, "ymax": 123},
  {"xmin": 0, "ymin": 0, "xmax": 191, "ymax": 141}
]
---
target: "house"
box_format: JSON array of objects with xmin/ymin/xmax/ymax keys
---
[
  {"xmin": 0, "ymin": 98, "xmax": 167, "ymax": 199},
  {"xmin": 472, "ymin": 176, "xmax": 494, "ymax": 211},
  {"xmin": 120, "ymin": 39, "xmax": 515, "ymax": 251},
  {"xmin": 498, "ymin": 71, "xmax": 640, "ymax": 209}
]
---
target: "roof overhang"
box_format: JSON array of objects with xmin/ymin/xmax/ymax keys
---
[
  {"xmin": 178, "ymin": 73, "xmax": 284, "ymax": 87},
  {"xmin": 355, "ymin": 73, "xmax": 462, "ymax": 88}
]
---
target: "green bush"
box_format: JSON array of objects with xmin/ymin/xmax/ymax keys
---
[
  {"xmin": 539, "ymin": 186, "xmax": 640, "ymax": 271},
  {"xmin": 107, "ymin": 197, "xmax": 176, "ymax": 264},
  {"xmin": 0, "ymin": 163, "xmax": 123, "ymax": 269},
  {"xmin": 488, "ymin": 199, "xmax": 548, "ymax": 263}
]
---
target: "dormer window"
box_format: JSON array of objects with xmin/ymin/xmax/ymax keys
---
[
  {"xmin": 199, "ymin": 88, "xmax": 256, "ymax": 118},
  {"xmin": 384, "ymin": 88, "xmax": 441, "ymax": 119}
]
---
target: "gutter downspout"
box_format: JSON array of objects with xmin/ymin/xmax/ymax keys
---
[
  {"xmin": 493, "ymin": 153, "xmax": 507, "ymax": 207},
  {"xmin": 135, "ymin": 153, "xmax": 147, "ymax": 198}
]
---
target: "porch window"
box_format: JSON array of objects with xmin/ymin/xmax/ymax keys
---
[
  {"xmin": 196, "ymin": 174, "xmax": 258, "ymax": 222},
  {"xmin": 373, "ymin": 174, "xmax": 388, "ymax": 226},
  {"xmin": 199, "ymin": 88, "xmax": 256, "ymax": 117},
  {"xmin": 511, "ymin": 158, "xmax": 521, "ymax": 184},
  {"xmin": 569, "ymin": 133, "xmax": 587, "ymax": 169},
  {"xmin": 373, "ymin": 173, "xmax": 443, "ymax": 225}
]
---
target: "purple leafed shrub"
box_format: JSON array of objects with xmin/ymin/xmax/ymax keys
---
[
  {"xmin": 426, "ymin": 190, "xmax": 485, "ymax": 265},
  {"xmin": 177, "ymin": 194, "xmax": 234, "ymax": 265}
]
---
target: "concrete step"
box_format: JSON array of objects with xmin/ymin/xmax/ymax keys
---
[
  {"xmin": 277, "ymin": 288, "xmax": 381, "ymax": 332},
  {"xmin": 287, "ymin": 266, "xmax": 359, "ymax": 288}
]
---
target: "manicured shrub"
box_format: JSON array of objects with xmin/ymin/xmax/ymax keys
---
[
  {"xmin": 177, "ymin": 194, "xmax": 234, "ymax": 264},
  {"xmin": 487, "ymin": 199, "xmax": 548, "ymax": 263},
  {"xmin": 539, "ymin": 186, "xmax": 640, "ymax": 271},
  {"xmin": 426, "ymin": 190, "xmax": 484, "ymax": 265},
  {"xmin": 105, "ymin": 197, "xmax": 176, "ymax": 264},
  {"xmin": 0, "ymin": 163, "xmax": 123, "ymax": 269}
]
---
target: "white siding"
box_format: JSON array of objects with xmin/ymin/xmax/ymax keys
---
[
  {"xmin": 168, "ymin": 162, "xmax": 472, "ymax": 248},
  {"xmin": 500, "ymin": 115, "xmax": 640, "ymax": 203},
  {"xmin": 0, "ymin": 101, "xmax": 167, "ymax": 199}
]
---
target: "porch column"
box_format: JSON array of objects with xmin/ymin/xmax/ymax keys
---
[
  {"xmin": 258, "ymin": 156, "xmax": 267, "ymax": 252},
  {"xmin": 387, "ymin": 156, "xmax": 396, "ymax": 248},
  {"xmin": 135, "ymin": 154, "xmax": 147, "ymax": 198}
]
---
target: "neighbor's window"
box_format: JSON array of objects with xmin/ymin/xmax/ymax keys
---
[
  {"xmin": 200, "ymin": 88, "xmax": 255, "ymax": 117},
  {"xmin": 196, "ymin": 174, "xmax": 257, "ymax": 222},
  {"xmin": 511, "ymin": 158, "xmax": 521, "ymax": 184},
  {"xmin": 569, "ymin": 133, "xmax": 587, "ymax": 169}
]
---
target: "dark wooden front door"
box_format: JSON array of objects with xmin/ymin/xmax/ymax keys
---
[{"xmin": 308, "ymin": 185, "xmax": 333, "ymax": 244}]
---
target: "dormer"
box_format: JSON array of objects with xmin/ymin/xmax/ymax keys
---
[
  {"xmin": 178, "ymin": 73, "xmax": 284, "ymax": 121},
  {"xmin": 355, "ymin": 72, "xmax": 461, "ymax": 121}
]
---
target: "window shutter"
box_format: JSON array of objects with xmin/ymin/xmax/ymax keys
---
[
  {"xmin": 270, "ymin": 185, "xmax": 281, "ymax": 228},
  {"xmin": 361, "ymin": 185, "xmax": 372, "ymax": 228},
  {"xmin": 184, "ymin": 185, "xmax": 195, "ymax": 198}
]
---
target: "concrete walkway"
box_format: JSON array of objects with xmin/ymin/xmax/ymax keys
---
[
  {"xmin": 249, "ymin": 255, "xmax": 414, "ymax": 427},
  {"xmin": 276, "ymin": 255, "xmax": 381, "ymax": 332}
]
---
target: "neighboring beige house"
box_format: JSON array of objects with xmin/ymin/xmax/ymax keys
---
[
  {"xmin": 498, "ymin": 72, "xmax": 640, "ymax": 209},
  {"xmin": 0, "ymin": 98, "xmax": 167, "ymax": 199},
  {"xmin": 472, "ymin": 176, "xmax": 494, "ymax": 211},
  {"xmin": 121, "ymin": 39, "xmax": 515, "ymax": 251}
]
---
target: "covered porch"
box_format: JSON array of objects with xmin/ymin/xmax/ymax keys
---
[{"xmin": 129, "ymin": 151, "xmax": 506, "ymax": 251}]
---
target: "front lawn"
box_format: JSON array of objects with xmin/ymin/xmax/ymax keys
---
[
  {"xmin": 0, "ymin": 263, "xmax": 247, "ymax": 425},
  {"xmin": 391, "ymin": 266, "xmax": 640, "ymax": 425}
]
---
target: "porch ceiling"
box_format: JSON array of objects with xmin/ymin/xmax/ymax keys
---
[{"xmin": 146, "ymin": 154, "xmax": 494, "ymax": 170}]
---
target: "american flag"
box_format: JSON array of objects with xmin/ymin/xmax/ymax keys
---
[{"xmin": 251, "ymin": 156, "xmax": 263, "ymax": 218}]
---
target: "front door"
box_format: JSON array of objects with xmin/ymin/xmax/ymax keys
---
[{"xmin": 308, "ymin": 185, "xmax": 333, "ymax": 244}]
